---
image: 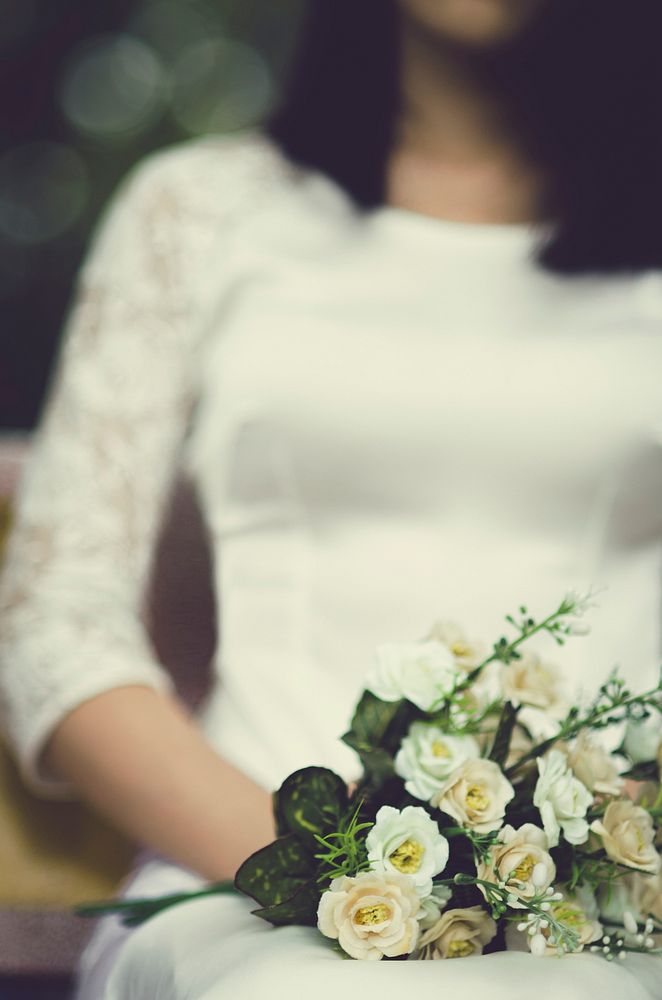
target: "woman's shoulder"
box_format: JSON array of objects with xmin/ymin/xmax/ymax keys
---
[{"xmin": 120, "ymin": 127, "xmax": 301, "ymax": 218}]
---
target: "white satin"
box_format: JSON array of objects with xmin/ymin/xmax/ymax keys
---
[
  {"xmin": 76, "ymin": 858, "xmax": 662, "ymax": 1000},
  {"xmin": 3, "ymin": 128, "xmax": 661, "ymax": 997}
]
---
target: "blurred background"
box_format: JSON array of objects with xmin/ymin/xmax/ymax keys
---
[{"xmin": 0, "ymin": 0, "xmax": 305, "ymax": 430}]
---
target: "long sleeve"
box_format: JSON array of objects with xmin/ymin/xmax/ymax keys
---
[{"xmin": 0, "ymin": 130, "xmax": 286, "ymax": 798}]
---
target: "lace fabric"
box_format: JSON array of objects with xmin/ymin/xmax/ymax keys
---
[{"xmin": 0, "ymin": 131, "xmax": 290, "ymax": 797}]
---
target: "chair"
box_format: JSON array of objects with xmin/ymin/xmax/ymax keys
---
[{"xmin": 0, "ymin": 432, "xmax": 217, "ymax": 979}]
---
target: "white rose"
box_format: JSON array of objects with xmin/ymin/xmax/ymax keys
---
[
  {"xmin": 431, "ymin": 758, "xmax": 515, "ymax": 834},
  {"xmin": 366, "ymin": 805, "xmax": 450, "ymax": 898},
  {"xmin": 533, "ymin": 749, "xmax": 592, "ymax": 847},
  {"xmin": 590, "ymin": 800, "xmax": 661, "ymax": 874},
  {"xmin": 417, "ymin": 905, "xmax": 497, "ymax": 960},
  {"xmin": 476, "ymin": 823, "xmax": 556, "ymax": 907},
  {"xmin": 421, "ymin": 620, "xmax": 487, "ymax": 671},
  {"xmin": 624, "ymin": 714, "xmax": 662, "ymax": 764},
  {"xmin": 317, "ymin": 870, "xmax": 420, "ymax": 960},
  {"xmin": 394, "ymin": 721, "xmax": 481, "ymax": 801},
  {"xmin": 366, "ymin": 641, "xmax": 461, "ymax": 711},
  {"xmin": 565, "ymin": 730, "xmax": 625, "ymax": 797},
  {"xmin": 501, "ymin": 650, "xmax": 566, "ymax": 716}
]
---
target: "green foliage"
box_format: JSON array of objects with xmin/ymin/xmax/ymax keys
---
[
  {"xmin": 341, "ymin": 691, "xmax": 414, "ymax": 795},
  {"xmin": 234, "ymin": 832, "xmax": 317, "ymax": 908},
  {"xmin": 313, "ymin": 798, "xmax": 373, "ymax": 883},
  {"xmin": 273, "ymin": 766, "xmax": 348, "ymax": 849}
]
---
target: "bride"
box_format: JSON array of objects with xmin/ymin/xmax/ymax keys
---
[{"xmin": 1, "ymin": 0, "xmax": 662, "ymax": 996}]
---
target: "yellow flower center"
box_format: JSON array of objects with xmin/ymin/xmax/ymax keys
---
[
  {"xmin": 465, "ymin": 784, "xmax": 488, "ymax": 812},
  {"xmin": 389, "ymin": 838, "xmax": 425, "ymax": 874},
  {"xmin": 448, "ymin": 940, "xmax": 475, "ymax": 958},
  {"xmin": 451, "ymin": 641, "xmax": 470, "ymax": 657},
  {"xmin": 513, "ymin": 855, "xmax": 535, "ymax": 882},
  {"xmin": 551, "ymin": 903, "xmax": 584, "ymax": 928},
  {"xmin": 354, "ymin": 903, "xmax": 391, "ymax": 926},
  {"xmin": 431, "ymin": 740, "xmax": 451, "ymax": 759}
]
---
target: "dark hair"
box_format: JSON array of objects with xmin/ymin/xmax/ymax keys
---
[{"xmin": 266, "ymin": 0, "xmax": 662, "ymax": 275}]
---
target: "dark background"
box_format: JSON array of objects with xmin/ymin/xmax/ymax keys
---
[{"xmin": 0, "ymin": 0, "xmax": 304, "ymax": 430}]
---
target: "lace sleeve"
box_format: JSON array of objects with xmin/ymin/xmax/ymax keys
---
[{"xmin": 0, "ymin": 141, "xmax": 244, "ymax": 799}]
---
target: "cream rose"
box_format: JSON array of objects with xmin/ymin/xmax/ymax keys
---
[
  {"xmin": 431, "ymin": 758, "xmax": 515, "ymax": 834},
  {"xmin": 366, "ymin": 641, "xmax": 461, "ymax": 712},
  {"xmin": 421, "ymin": 620, "xmax": 487, "ymax": 671},
  {"xmin": 501, "ymin": 650, "xmax": 566, "ymax": 715},
  {"xmin": 628, "ymin": 867, "xmax": 662, "ymax": 925},
  {"xmin": 477, "ymin": 823, "xmax": 555, "ymax": 907},
  {"xmin": 394, "ymin": 721, "xmax": 480, "ymax": 801},
  {"xmin": 590, "ymin": 800, "xmax": 661, "ymax": 874},
  {"xmin": 533, "ymin": 749, "xmax": 592, "ymax": 847},
  {"xmin": 532, "ymin": 886, "xmax": 602, "ymax": 956},
  {"xmin": 566, "ymin": 730, "xmax": 624, "ymax": 797},
  {"xmin": 365, "ymin": 805, "xmax": 450, "ymax": 897},
  {"xmin": 317, "ymin": 870, "xmax": 420, "ymax": 960},
  {"xmin": 417, "ymin": 905, "xmax": 497, "ymax": 960}
]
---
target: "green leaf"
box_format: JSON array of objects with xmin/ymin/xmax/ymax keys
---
[
  {"xmin": 341, "ymin": 691, "xmax": 415, "ymax": 795},
  {"xmin": 250, "ymin": 880, "xmax": 320, "ymax": 927},
  {"xmin": 234, "ymin": 833, "xmax": 316, "ymax": 907},
  {"xmin": 274, "ymin": 767, "xmax": 348, "ymax": 849},
  {"xmin": 341, "ymin": 691, "xmax": 404, "ymax": 753},
  {"xmin": 488, "ymin": 701, "xmax": 519, "ymax": 767}
]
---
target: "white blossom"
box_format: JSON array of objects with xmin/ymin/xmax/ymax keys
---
[
  {"xmin": 366, "ymin": 805, "xmax": 450, "ymax": 898},
  {"xmin": 533, "ymin": 750, "xmax": 592, "ymax": 847}
]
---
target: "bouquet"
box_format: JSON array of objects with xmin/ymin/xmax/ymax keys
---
[{"xmin": 78, "ymin": 591, "xmax": 662, "ymax": 963}]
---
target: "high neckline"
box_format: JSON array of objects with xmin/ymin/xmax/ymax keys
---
[
  {"xmin": 369, "ymin": 200, "xmax": 556, "ymax": 248},
  {"xmin": 295, "ymin": 161, "xmax": 556, "ymax": 250}
]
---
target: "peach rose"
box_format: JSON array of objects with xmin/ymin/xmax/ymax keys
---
[
  {"xmin": 431, "ymin": 758, "xmax": 515, "ymax": 834},
  {"xmin": 417, "ymin": 905, "xmax": 497, "ymax": 960},
  {"xmin": 477, "ymin": 823, "xmax": 555, "ymax": 906},
  {"xmin": 317, "ymin": 870, "xmax": 420, "ymax": 960},
  {"xmin": 590, "ymin": 800, "xmax": 661, "ymax": 874}
]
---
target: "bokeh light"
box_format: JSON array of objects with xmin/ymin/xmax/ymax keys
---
[
  {"xmin": 171, "ymin": 36, "xmax": 273, "ymax": 135},
  {"xmin": 59, "ymin": 33, "xmax": 167, "ymax": 142},
  {"xmin": 0, "ymin": 142, "xmax": 88, "ymax": 245},
  {"xmin": 128, "ymin": 0, "xmax": 225, "ymax": 66}
]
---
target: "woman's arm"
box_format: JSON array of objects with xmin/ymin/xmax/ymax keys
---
[
  {"xmin": 44, "ymin": 687, "xmax": 275, "ymax": 880},
  {"xmin": 0, "ymin": 137, "xmax": 280, "ymax": 879}
]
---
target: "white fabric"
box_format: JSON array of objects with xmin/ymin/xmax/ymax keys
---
[{"xmin": 1, "ymin": 127, "xmax": 662, "ymax": 996}]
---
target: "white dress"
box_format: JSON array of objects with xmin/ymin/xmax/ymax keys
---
[{"xmin": 1, "ymin": 128, "xmax": 662, "ymax": 999}]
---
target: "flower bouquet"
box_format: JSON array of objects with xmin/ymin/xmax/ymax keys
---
[{"xmin": 78, "ymin": 592, "xmax": 662, "ymax": 963}]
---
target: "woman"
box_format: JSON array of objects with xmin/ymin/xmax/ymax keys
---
[{"xmin": 1, "ymin": 0, "xmax": 661, "ymax": 996}]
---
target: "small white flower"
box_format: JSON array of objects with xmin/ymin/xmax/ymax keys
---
[
  {"xmin": 623, "ymin": 714, "xmax": 662, "ymax": 764},
  {"xmin": 366, "ymin": 641, "xmax": 461, "ymax": 712},
  {"xmin": 533, "ymin": 750, "xmax": 592, "ymax": 848},
  {"xmin": 518, "ymin": 886, "xmax": 602, "ymax": 956},
  {"xmin": 394, "ymin": 721, "xmax": 480, "ymax": 801},
  {"xmin": 417, "ymin": 885, "xmax": 453, "ymax": 930},
  {"xmin": 366, "ymin": 805, "xmax": 450, "ymax": 898}
]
